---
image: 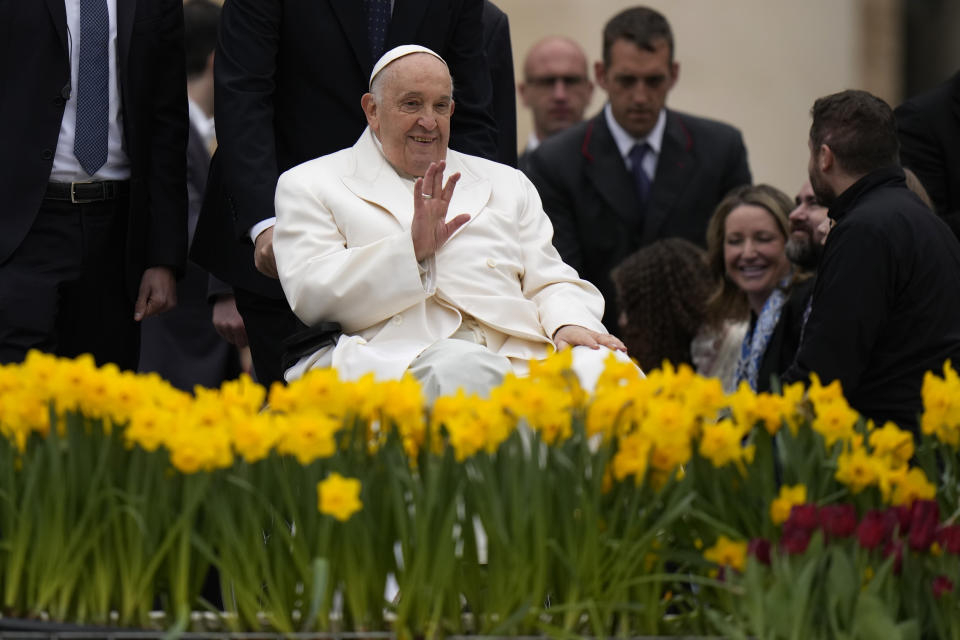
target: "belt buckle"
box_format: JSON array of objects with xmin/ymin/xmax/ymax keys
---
[{"xmin": 70, "ymin": 180, "xmax": 98, "ymax": 204}]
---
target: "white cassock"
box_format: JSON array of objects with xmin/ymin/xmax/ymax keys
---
[{"xmin": 274, "ymin": 127, "xmax": 619, "ymax": 388}]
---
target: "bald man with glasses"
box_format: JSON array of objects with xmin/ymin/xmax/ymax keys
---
[{"xmin": 517, "ymin": 36, "xmax": 594, "ymax": 169}]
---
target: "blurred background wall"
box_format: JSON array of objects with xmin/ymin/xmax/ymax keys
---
[
  {"xmin": 500, "ymin": 0, "xmax": 910, "ymax": 193},
  {"xmin": 203, "ymin": 0, "xmax": 960, "ymax": 194}
]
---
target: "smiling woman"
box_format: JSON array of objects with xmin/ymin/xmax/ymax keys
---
[{"xmin": 705, "ymin": 184, "xmax": 813, "ymax": 392}]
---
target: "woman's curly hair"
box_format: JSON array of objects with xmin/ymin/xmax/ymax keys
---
[{"xmin": 612, "ymin": 237, "xmax": 715, "ymax": 371}]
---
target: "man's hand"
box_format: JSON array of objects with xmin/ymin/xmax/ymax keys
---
[
  {"xmin": 134, "ymin": 266, "xmax": 177, "ymax": 321},
  {"xmin": 815, "ymin": 217, "xmax": 834, "ymax": 246},
  {"xmin": 254, "ymin": 226, "xmax": 279, "ymax": 278},
  {"xmin": 553, "ymin": 325, "xmax": 627, "ymax": 352},
  {"xmin": 411, "ymin": 161, "xmax": 471, "ymax": 262},
  {"xmin": 212, "ymin": 294, "xmax": 249, "ymax": 347}
]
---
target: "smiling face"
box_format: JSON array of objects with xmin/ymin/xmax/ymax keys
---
[
  {"xmin": 723, "ymin": 204, "xmax": 791, "ymax": 314},
  {"xmin": 595, "ymin": 37, "xmax": 677, "ymax": 139},
  {"xmin": 362, "ymin": 53, "xmax": 452, "ymax": 177}
]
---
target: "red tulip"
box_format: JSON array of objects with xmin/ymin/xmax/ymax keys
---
[
  {"xmin": 748, "ymin": 538, "xmax": 772, "ymax": 565},
  {"xmin": 890, "ymin": 505, "xmax": 912, "ymax": 533},
  {"xmin": 933, "ymin": 575, "xmax": 954, "ymax": 599},
  {"xmin": 936, "ymin": 524, "xmax": 960, "ymax": 554},
  {"xmin": 781, "ymin": 525, "xmax": 811, "ymax": 555},
  {"xmin": 907, "ymin": 500, "xmax": 940, "ymax": 551},
  {"xmin": 819, "ymin": 504, "xmax": 857, "ymax": 539},
  {"xmin": 787, "ymin": 503, "xmax": 819, "ymax": 532},
  {"xmin": 857, "ymin": 509, "xmax": 893, "ymax": 550}
]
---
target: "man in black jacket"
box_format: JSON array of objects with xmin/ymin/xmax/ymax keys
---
[
  {"xmin": 895, "ymin": 70, "xmax": 960, "ymax": 241},
  {"xmin": 783, "ymin": 90, "xmax": 960, "ymax": 432}
]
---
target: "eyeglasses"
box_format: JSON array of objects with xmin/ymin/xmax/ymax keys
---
[{"xmin": 525, "ymin": 75, "xmax": 589, "ymax": 89}]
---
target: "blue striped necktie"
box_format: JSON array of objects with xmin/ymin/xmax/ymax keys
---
[
  {"xmin": 74, "ymin": 0, "xmax": 110, "ymax": 176},
  {"xmin": 629, "ymin": 142, "xmax": 652, "ymax": 207}
]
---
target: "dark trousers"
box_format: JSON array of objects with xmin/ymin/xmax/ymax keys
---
[
  {"xmin": 0, "ymin": 193, "xmax": 138, "ymax": 370},
  {"xmin": 233, "ymin": 286, "xmax": 301, "ymax": 387}
]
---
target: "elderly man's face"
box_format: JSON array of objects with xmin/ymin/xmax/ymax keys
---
[
  {"xmin": 364, "ymin": 54, "xmax": 453, "ymax": 177},
  {"xmin": 786, "ymin": 180, "xmax": 828, "ymax": 268}
]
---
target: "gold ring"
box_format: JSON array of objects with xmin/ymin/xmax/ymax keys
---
[{"xmin": 421, "ymin": 193, "xmax": 433, "ymax": 200}]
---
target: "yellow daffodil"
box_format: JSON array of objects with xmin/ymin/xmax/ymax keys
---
[
  {"xmin": 317, "ymin": 472, "xmax": 363, "ymax": 521},
  {"xmin": 890, "ymin": 467, "xmax": 937, "ymax": 506},
  {"xmin": 699, "ymin": 418, "xmax": 753, "ymax": 471},
  {"xmin": 835, "ymin": 446, "xmax": 881, "ymax": 493},
  {"xmin": 703, "ymin": 535, "xmax": 747, "ymax": 572},
  {"xmin": 868, "ymin": 422, "xmax": 914, "ymax": 466},
  {"xmin": 612, "ymin": 430, "xmax": 652, "ymax": 484},
  {"xmin": 585, "ymin": 386, "xmax": 633, "ymax": 440},
  {"xmin": 811, "ymin": 400, "xmax": 860, "ymax": 450},
  {"xmin": 770, "ymin": 484, "xmax": 807, "ymax": 525},
  {"xmin": 275, "ymin": 413, "xmax": 341, "ymax": 465}
]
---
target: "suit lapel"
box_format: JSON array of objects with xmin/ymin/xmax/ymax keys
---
[
  {"xmin": 116, "ymin": 0, "xmax": 136, "ymax": 81},
  {"xmin": 641, "ymin": 110, "xmax": 696, "ymax": 245},
  {"xmin": 582, "ymin": 114, "xmax": 642, "ymax": 230},
  {"xmin": 341, "ymin": 129, "xmax": 490, "ymax": 233},
  {"xmin": 329, "ymin": 0, "xmax": 373, "ymax": 76},
  {"xmin": 45, "ymin": 0, "xmax": 68, "ymax": 56}
]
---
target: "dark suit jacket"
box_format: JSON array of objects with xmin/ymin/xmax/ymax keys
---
[
  {"xmin": 0, "ymin": 0, "xmax": 188, "ymax": 296},
  {"xmin": 895, "ymin": 70, "xmax": 960, "ymax": 239},
  {"xmin": 524, "ymin": 108, "xmax": 751, "ymax": 331},
  {"xmin": 482, "ymin": 1, "xmax": 517, "ymax": 167},
  {"xmin": 756, "ymin": 277, "xmax": 814, "ymax": 394},
  {"xmin": 139, "ymin": 118, "xmax": 238, "ymax": 390},
  {"xmin": 191, "ymin": 0, "xmax": 498, "ymax": 298}
]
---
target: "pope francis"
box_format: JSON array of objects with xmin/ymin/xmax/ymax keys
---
[{"xmin": 274, "ymin": 45, "xmax": 629, "ymax": 398}]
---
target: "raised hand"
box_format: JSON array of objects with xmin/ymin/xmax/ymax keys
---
[{"xmin": 411, "ymin": 161, "xmax": 470, "ymax": 261}]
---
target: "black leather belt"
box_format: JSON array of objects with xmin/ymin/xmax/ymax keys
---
[{"xmin": 44, "ymin": 180, "xmax": 129, "ymax": 204}]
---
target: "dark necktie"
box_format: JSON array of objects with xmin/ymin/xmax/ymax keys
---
[
  {"xmin": 364, "ymin": 0, "xmax": 392, "ymax": 63},
  {"xmin": 74, "ymin": 0, "xmax": 110, "ymax": 176},
  {"xmin": 628, "ymin": 142, "xmax": 652, "ymax": 207}
]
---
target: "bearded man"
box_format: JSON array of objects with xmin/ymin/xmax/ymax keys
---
[{"xmin": 783, "ymin": 90, "xmax": 960, "ymax": 431}]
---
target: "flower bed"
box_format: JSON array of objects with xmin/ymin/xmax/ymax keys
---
[{"xmin": 1, "ymin": 350, "xmax": 958, "ymax": 638}]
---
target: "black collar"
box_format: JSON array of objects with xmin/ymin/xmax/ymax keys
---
[{"xmin": 827, "ymin": 166, "xmax": 905, "ymax": 222}]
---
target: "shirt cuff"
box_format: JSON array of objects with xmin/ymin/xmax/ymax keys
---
[
  {"xmin": 249, "ymin": 217, "xmax": 277, "ymax": 244},
  {"xmin": 418, "ymin": 254, "xmax": 436, "ymax": 294}
]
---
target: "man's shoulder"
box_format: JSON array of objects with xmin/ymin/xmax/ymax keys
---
[
  {"xmin": 450, "ymin": 148, "xmax": 527, "ymax": 183},
  {"xmin": 841, "ymin": 183, "xmax": 935, "ymax": 238},
  {"xmin": 525, "ymin": 116, "xmax": 599, "ymax": 174},
  {"xmin": 279, "ymin": 147, "xmax": 356, "ymax": 186},
  {"xmin": 667, "ymin": 109, "xmax": 745, "ymax": 144},
  {"xmin": 896, "ymin": 71, "xmax": 960, "ymax": 118}
]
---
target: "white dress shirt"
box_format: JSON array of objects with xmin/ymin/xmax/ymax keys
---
[
  {"xmin": 50, "ymin": 0, "xmax": 131, "ymax": 182},
  {"xmin": 187, "ymin": 99, "xmax": 216, "ymax": 150},
  {"xmin": 603, "ymin": 103, "xmax": 666, "ymax": 182}
]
